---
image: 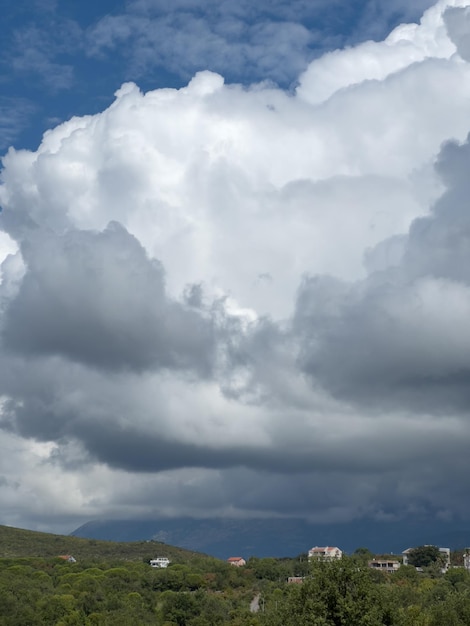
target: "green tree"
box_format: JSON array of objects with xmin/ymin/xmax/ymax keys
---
[
  {"xmin": 444, "ymin": 567, "xmax": 470, "ymax": 590},
  {"xmin": 37, "ymin": 594, "xmax": 77, "ymax": 623},
  {"xmin": 352, "ymin": 547, "xmax": 374, "ymax": 564},
  {"xmin": 406, "ymin": 546, "xmax": 441, "ymax": 569},
  {"xmin": 247, "ymin": 558, "xmax": 288, "ymax": 582},
  {"xmin": 273, "ymin": 557, "xmax": 396, "ymax": 626},
  {"xmin": 160, "ymin": 590, "xmax": 200, "ymax": 626}
]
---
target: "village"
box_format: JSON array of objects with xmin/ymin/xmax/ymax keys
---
[{"xmin": 218, "ymin": 545, "xmax": 470, "ymax": 582}]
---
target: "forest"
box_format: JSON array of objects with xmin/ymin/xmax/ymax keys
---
[{"xmin": 1, "ymin": 525, "xmax": 470, "ymax": 625}]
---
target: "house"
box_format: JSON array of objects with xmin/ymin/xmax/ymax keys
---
[
  {"xmin": 402, "ymin": 546, "xmax": 450, "ymax": 573},
  {"xmin": 438, "ymin": 547, "xmax": 451, "ymax": 573},
  {"xmin": 227, "ymin": 557, "xmax": 246, "ymax": 567},
  {"xmin": 58, "ymin": 555, "xmax": 76, "ymax": 563},
  {"xmin": 368, "ymin": 559, "xmax": 400, "ymax": 573},
  {"xmin": 287, "ymin": 576, "xmax": 305, "ymax": 584},
  {"xmin": 308, "ymin": 546, "xmax": 342, "ymax": 561},
  {"xmin": 150, "ymin": 557, "xmax": 170, "ymax": 568},
  {"xmin": 464, "ymin": 549, "xmax": 470, "ymax": 571}
]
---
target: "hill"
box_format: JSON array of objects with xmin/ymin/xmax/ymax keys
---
[{"xmin": 0, "ymin": 523, "xmax": 205, "ymax": 563}]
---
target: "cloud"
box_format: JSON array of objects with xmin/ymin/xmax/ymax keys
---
[
  {"xmin": 295, "ymin": 131, "xmax": 470, "ymax": 415},
  {"xmin": 0, "ymin": 0, "xmax": 437, "ymax": 171},
  {"xmin": 296, "ymin": 0, "xmax": 456, "ymax": 105},
  {"xmin": 7, "ymin": 20, "xmax": 81, "ymax": 91},
  {"xmin": 0, "ymin": 98, "xmax": 35, "ymax": 151},
  {"xmin": 441, "ymin": 3, "xmax": 470, "ymax": 64},
  {"xmin": 86, "ymin": 0, "xmax": 436, "ymax": 85},
  {"xmin": 86, "ymin": 12, "xmax": 314, "ymax": 85},
  {"xmin": 2, "ymin": 0, "xmax": 470, "ymax": 532},
  {"xmin": 2, "ymin": 222, "xmax": 215, "ymax": 373}
]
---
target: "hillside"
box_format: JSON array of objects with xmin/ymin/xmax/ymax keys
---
[{"xmin": 0, "ymin": 524, "xmax": 206, "ymax": 563}]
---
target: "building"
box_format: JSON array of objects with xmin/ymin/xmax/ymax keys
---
[
  {"xmin": 464, "ymin": 549, "xmax": 470, "ymax": 571},
  {"xmin": 287, "ymin": 576, "xmax": 305, "ymax": 584},
  {"xmin": 402, "ymin": 546, "xmax": 450, "ymax": 573},
  {"xmin": 150, "ymin": 557, "xmax": 170, "ymax": 568},
  {"xmin": 308, "ymin": 546, "xmax": 342, "ymax": 561},
  {"xmin": 58, "ymin": 555, "xmax": 76, "ymax": 563},
  {"xmin": 368, "ymin": 559, "xmax": 400, "ymax": 573},
  {"xmin": 227, "ymin": 557, "xmax": 246, "ymax": 567}
]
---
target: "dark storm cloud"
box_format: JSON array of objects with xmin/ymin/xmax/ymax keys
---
[
  {"xmin": 3, "ymin": 351, "xmax": 465, "ymax": 483},
  {"xmin": 4, "ymin": 132, "xmax": 469, "ymax": 475},
  {"xmin": 2, "ymin": 222, "xmax": 214, "ymax": 374},
  {"xmin": 293, "ymin": 133, "xmax": 470, "ymax": 414}
]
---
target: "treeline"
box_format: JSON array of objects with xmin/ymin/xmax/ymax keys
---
[
  {"xmin": 0, "ymin": 555, "xmax": 258, "ymax": 625},
  {"xmin": 257, "ymin": 557, "xmax": 470, "ymax": 626},
  {"xmin": 2, "ymin": 553, "xmax": 470, "ymax": 625}
]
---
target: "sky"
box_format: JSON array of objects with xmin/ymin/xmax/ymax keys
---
[{"xmin": 2, "ymin": 0, "xmax": 470, "ymax": 535}]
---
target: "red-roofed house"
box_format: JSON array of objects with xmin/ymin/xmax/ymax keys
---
[
  {"xmin": 308, "ymin": 546, "xmax": 342, "ymax": 561},
  {"xmin": 58, "ymin": 555, "xmax": 76, "ymax": 563},
  {"xmin": 227, "ymin": 557, "xmax": 246, "ymax": 567}
]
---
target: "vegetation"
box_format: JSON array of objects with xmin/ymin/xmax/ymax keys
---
[
  {"xmin": 0, "ymin": 524, "xmax": 201, "ymax": 563},
  {"xmin": 256, "ymin": 558, "xmax": 470, "ymax": 626},
  {"xmin": 2, "ymin": 525, "xmax": 470, "ymax": 624},
  {"xmin": 406, "ymin": 545, "xmax": 442, "ymax": 568}
]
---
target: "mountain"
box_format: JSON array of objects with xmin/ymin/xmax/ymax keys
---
[{"xmin": 71, "ymin": 517, "xmax": 470, "ymax": 559}]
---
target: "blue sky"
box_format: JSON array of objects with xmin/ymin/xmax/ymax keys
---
[
  {"xmin": 1, "ymin": 0, "xmax": 433, "ymax": 151},
  {"xmin": 3, "ymin": 0, "xmax": 470, "ymax": 535}
]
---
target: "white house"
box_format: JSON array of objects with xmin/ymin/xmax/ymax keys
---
[
  {"xmin": 308, "ymin": 546, "xmax": 342, "ymax": 561},
  {"xmin": 150, "ymin": 557, "xmax": 170, "ymax": 568},
  {"xmin": 464, "ymin": 549, "xmax": 470, "ymax": 571}
]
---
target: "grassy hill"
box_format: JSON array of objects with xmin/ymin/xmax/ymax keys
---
[{"xmin": 0, "ymin": 524, "xmax": 208, "ymax": 563}]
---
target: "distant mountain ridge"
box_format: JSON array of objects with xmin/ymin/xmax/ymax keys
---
[{"xmin": 71, "ymin": 517, "xmax": 470, "ymax": 559}]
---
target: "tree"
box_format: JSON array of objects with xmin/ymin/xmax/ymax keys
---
[
  {"xmin": 352, "ymin": 547, "xmax": 374, "ymax": 564},
  {"xmin": 247, "ymin": 558, "xmax": 289, "ymax": 582},
  {"xmin": 406, "ymin": 546, "xmax": 441, "ymax": 569},
  {"xmin": 160, "ymin": 590, "xmax": 200, "ymax": 626},
  {"xmin": 273, "ymin": 557, "xmax": 396, "ymax": 626}
]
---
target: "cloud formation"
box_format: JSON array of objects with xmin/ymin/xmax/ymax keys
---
[
  {"xmin": 86, "ymin": 0, "xmax": 437, "ymax": 85},
  {"xmin": 0, "ymin": 0, "xmax": 435, "ymax": 157},
  {"xmin": 2, "ymin": 0, "xmax": 470, "ymax": 533},
  {"xmin": 3, "ymin": 222, "xmax": 214, "ymax": 373},
  {"xmin": 3, "ymin": 0, "xmax": 433, "ymax": 101}
]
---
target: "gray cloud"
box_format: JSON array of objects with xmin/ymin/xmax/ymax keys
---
[
  {"xmin": 294, "ymin": 133, "xmax": 470, "ymax": 414},
  {"xmin": 444, "ymin": 5, "xmax": 470, "ymax": 61},
  {"xmin": 2, "ymin": 222, "xmax": 215, "ymax": 374}
]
